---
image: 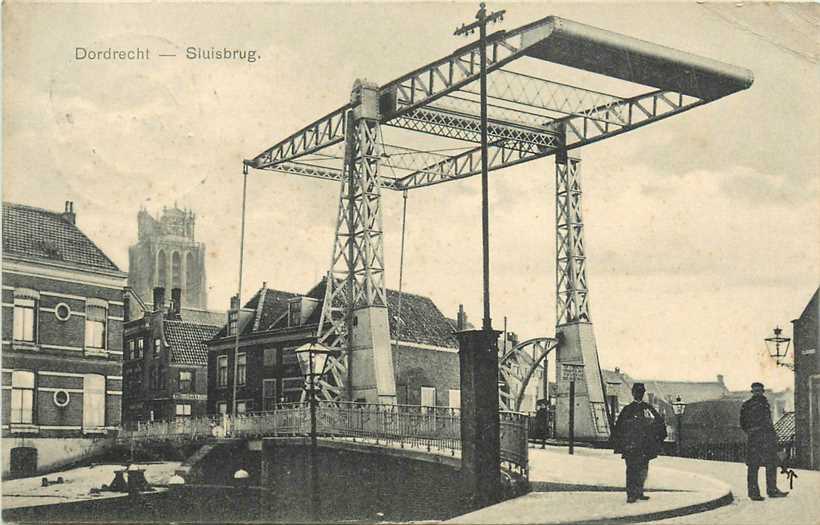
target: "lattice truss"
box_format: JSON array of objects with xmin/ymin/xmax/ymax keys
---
[
  {"xmin": 246, "ymin": 16, "xmax": 753, "ymax": 400},
  {"xmin": 556, "ymin": 153, "xmax": 589, "ymax": 325},
  {"xmin": 499, "ymin": 337, "xmax": 558, "ymax": 412}
]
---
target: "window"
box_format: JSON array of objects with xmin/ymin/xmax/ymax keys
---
[
  {"xmin": 54, "ymin": 303, "xmax": 71, "ymax": 321},
  {"xmin": 83, "ymin": 374, "xmax": 105, "ymax": 429},
  {"xmin": 263, "ymin": 379, "xmax": 278, "ymax": 411},
  {"xmin": 217, "ymin": 355, "xmax": 228, "ymax": 387},
  {"xmin": 158, "ymin": 367, "xmax": 167, "ymax": 391},
  {"xmin": 53, "ymin": 389, "xmax": 70, "ymax": 407},
  {"xmin": 136, "ymin": 338, "xmax": 144, "ymax": 359},
  {"xmin": 10, "ymin": 371, "xmax": 35, "ymax": 424},
  {"xmin": 172, "ymin": 252, "xmax": 182, "ymax": 289},
  {"xmin": 237, "ymin": 354, "xmax": 247, "ymax": 385},
  {"xmin": 153, "ymin": 338, "xmax": 161, "ymax": 358},
  {"xmin": 175, "ymin": 404, "xmax": 192, "ymax": 417},
  {"xmin": 157, "ymin": 250, "xmax": 167, "ymax": 289},
  {"xmin": 448, "ymin": 389, "xmax": 461, "ymax": 409},
  {"xmin": 282, "ymin": 377, "xmax": 304, "ymax": 403},
  {"xmin": 178, "ymin": 371, "xmax": 193, "ymax": 392},
  {"xmin": 421, "ymin": 386, "xmax": 437, "ymax": 411},
  {"xmin": 282, "ymin": 347, "xmax": 298, "ymax": 366},
  {"xmin": 263, "ymin": 348, "xmax": 278, "ymax": 367},
  {"xmin": 288, "ymin": 300, "xmax": 301, "ymax": 326},
  {"xmin": 149, "ymin": 366, "xmax": 158, "ymax": 390},
  {"xmin": 228, "ymin": 311, "xmax": 238, "ymax": 336},
  {"xmin": 85, "ymin": 304, "xmax": 107, "ymax": 349},
  {"xmin": 128, "ymin": 340, "xmax": 135, "ymax": 360},
  {"xmin": 13, "ymin": 298, "xmax": 37, "ymax": 342},
  {"xmin": 218, "ymin": 402, "xmax": 228, "ymax": 415},
  {"xmin": 237, "ymin": 401, "xmax": 248, "ymax": 414}
]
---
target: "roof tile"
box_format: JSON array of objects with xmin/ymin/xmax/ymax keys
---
[
  {"xmin": 164, "ymin": 320, "xmax": 221, "ymax": 366},
  {"xmin": 2, "ymin": 203, "xmax": 120, "ymax": 272}
]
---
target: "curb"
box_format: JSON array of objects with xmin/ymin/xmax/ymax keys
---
[
  {"xmin": 449, "ymin": 459, "xmax": 735, "ymax": 524},
  {"xmin": 555, "ymin": 491, "xmax": 734, "ymax": 525}
]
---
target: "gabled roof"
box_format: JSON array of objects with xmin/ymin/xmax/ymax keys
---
[
  {"xmin": 680, "ymin": 398, "xmax": 746, "ymax": 443},
  {"xmin": 774, "ymin": 412, "xmax": 796, "ymax": 443},
  {"xmin": 797, "ymin": 287, "xmax": 818, "ymax": 323},
  {"xmin": 386, "ymin": 289, "xmax": 457, "ymax": 348},
  {"xmin": 230, "ymin": 279, "xmax": 458, "ymax": 348},
  {"xmin": 163, "ymin": 320, "xmax": 221, "ymax": 366},
  {"xmin": 213, "ymin": 285, "xmax": 300, "ymax": 339},
  {"xmin": 639, "ymin": 379, "xmax": 729, "ymax": 405},
  {"xmin": 2, "ymin": 202, "xmax": 121, "ymax": 272}
]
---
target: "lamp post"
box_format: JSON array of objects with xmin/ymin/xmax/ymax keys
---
[
  {"xmin": 765, "ymin": 326, "xmax": 794, "ymax": 370},
  {"xmin": 671, "ymin": 396, "xmax": 686, "ymax": 457},
  {"xmin": 295, "ymin": 340, "xmax": 333, "ymax": 520}
]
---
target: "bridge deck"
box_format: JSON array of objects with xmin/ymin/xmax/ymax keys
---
[{"xmin": 121, "ymin": 401, "xmax": 529, "ymax": 476}]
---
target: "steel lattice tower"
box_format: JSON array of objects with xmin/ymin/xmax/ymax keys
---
[{"xmin": 316, "ymin": 80, "xmax": 396, "ymax": 404}]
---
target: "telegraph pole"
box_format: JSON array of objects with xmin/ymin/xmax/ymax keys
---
[
  {"xmin": 455, "ymin": 2, "xmax": 504, "ymax": 331},
  {"xmin": 453, "ymin": 3, "xmax": 506, "ymax": 508}
]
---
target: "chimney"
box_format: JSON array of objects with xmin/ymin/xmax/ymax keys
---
[
  {"xmin": 170, "ymin": 288, "xmax": 182, "ymax": 317},
  {"xmin": 123, "ymin": 290, "xmax": 131, "ymax": 322},
  {"xmin": 457, "ymin": 304, "xmax": 466, "ymax": 331},
  {"xmin": 717, "ymin": 374, "xmax": 725, "ymax": 386},
  {"xmin": 153, "ymin": 287, "xmax": 165, "ymax": 311},
  {"xmin": 61, "ymin": 201, "xmax": 76, "ymax": 225},
  {"xmin": 615, "ymin": 367, "xmax": 620, "ymax": 374},
  {"xmin": 230, "ymin": 294, "xmax": 240, "ymax": 311}
]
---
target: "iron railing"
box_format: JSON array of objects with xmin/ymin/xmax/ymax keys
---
[{"xmin": 122, "ymin": 401, "xmax": 528, "ymax": 475}]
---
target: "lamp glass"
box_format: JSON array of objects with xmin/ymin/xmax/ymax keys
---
[
  {"xmin": 295, "ymin": 341, "xmax": 333, "ymax": 377},
  {"xmin": 764, "ymin": 326, "xmax": 791, "ymax": 360}
]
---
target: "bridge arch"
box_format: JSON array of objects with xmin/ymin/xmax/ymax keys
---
[{"xmin": 499, "ymin": 337, "xmax": 558, "ymax": 412}]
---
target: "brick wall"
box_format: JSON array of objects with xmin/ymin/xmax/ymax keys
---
[
  {"xmin": 793, "ymin": 291, "xmax": 819, "ymax": 469},
  {"xmin": 393, "ymin": 344, "xmax": 460, "ymax": 406},
  {"xmin": 2, "ymin": 268, "xmax": 124, "ymax": 440}
]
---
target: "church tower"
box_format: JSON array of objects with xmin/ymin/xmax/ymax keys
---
[{"xmin": 128, "ymin": 205, "xmax": 208, "ymax": 309}]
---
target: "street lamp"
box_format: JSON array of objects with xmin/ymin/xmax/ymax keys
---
[
  {"xmin": 671, "ymin": 396, "xmax": 686, "ymax": 457},
  {"xmin": 765, "ymin": 326, "xmax": 794, "ymax": 370},
  {"xmin": 295, "ymin": 340, "xmax": 333, "ymax": 519}
]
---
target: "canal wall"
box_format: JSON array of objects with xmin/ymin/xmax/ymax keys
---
[
  {"xmin": 180, "ymin": 438, "xmax": 469, "ymax": 522},
  {"xmin": 3, "ymin": 436, "xmax": 114, "ymax": 478}
]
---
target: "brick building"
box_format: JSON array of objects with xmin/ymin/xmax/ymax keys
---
[
  {"xmin": 207, "ymin": 279, "xmax": 462, "ymax": 415},
  {"xmin": 792, "ymin": 287, "xmax": 819, "ymax": 469},
  {"xmin": 121, "ymin": 287, "xmax": 221, "ymax": 427},
  {"xmin": 2, "ymin": 202, "xmax": 128, "ymax": 477}
]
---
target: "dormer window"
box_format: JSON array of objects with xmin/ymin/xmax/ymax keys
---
[
  {"xmin": 288, "ymin": 299, "xmax": 301, "ymax": 327},
  {"xmin": 228, "ymin": 310, "xmax": 238, "ymax": 335}
]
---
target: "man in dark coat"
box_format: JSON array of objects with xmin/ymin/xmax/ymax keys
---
[
  {"xmin": 740, "ymin": 382, "xmax": 788, "ymax": 500},
  {"xmin": 612, "ymin": 383, "xmax": 667, "ymax": 503}
]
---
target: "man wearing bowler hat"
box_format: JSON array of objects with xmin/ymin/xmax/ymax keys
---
[
  {"xmin": 612, "ymin": 383, "xmax": 667, "ymax": 503},
  {"xmin": 740, "ymin": 382, "xmax": 788, "ymax": 501}
]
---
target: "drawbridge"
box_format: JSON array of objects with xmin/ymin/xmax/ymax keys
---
[{"xmin": 245, "ymin": 14, "xmax": 753, "ymax": 441}]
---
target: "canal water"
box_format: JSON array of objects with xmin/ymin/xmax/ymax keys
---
[
  {"xmin": 3, "ymin": 443, "xmax": 471, "ymax": 523},
  {"xmin": 3, "ymin": 483, "xmax": 471, "ymax": 523}
]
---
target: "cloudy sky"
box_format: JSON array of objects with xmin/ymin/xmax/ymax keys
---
[{"xmin": 4, "ymin": 2, "xmax": 818, "ymax": 392}]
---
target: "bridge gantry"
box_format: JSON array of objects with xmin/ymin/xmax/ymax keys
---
[{"xmin": 245, "ymin": 14, "xmax": 753, "ymax": 440}]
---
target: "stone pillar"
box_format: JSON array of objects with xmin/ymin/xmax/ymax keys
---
[{"xmin": 456, "ymin": 329, "xmax": 501, "ymax": 508}]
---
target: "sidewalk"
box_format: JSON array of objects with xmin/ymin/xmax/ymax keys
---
[
  {"xmin": 2, "ymin": 462, "xmax": 181, "ymax": 510},
  {"xmin": 449, "ymin": 445, "xmax": 732, "ymax": 524}
]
